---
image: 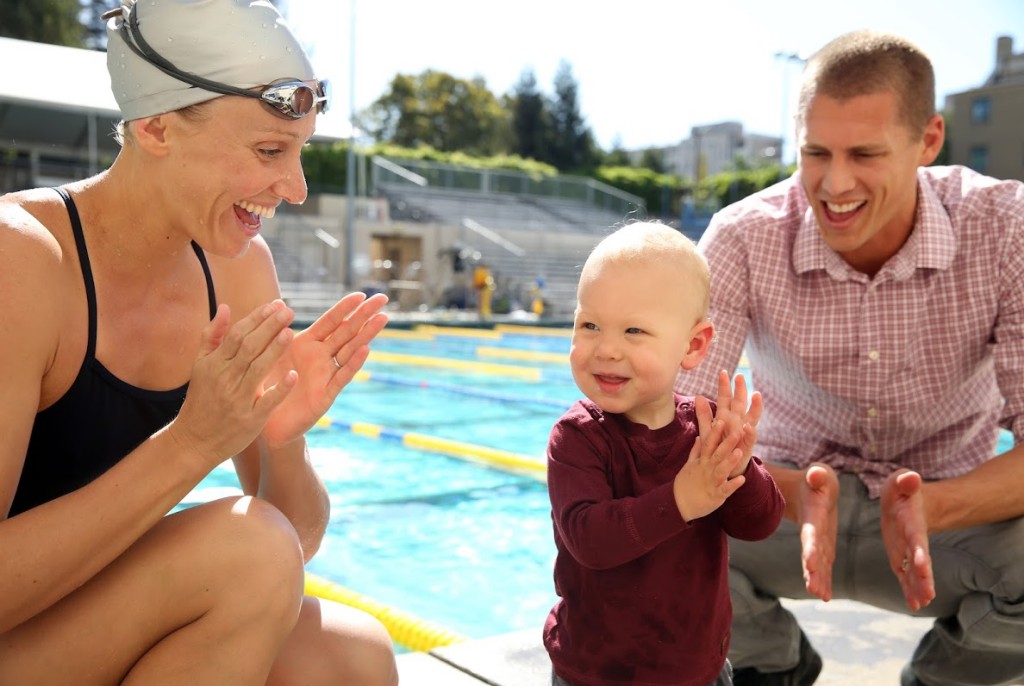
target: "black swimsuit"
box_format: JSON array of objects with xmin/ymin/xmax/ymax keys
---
[{"xmin": 9, "ymin": 187, "xmax": 217, "ymax": 516}]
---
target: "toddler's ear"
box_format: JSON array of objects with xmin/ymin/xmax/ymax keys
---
[{"xmin": 681, "ymin": 320, "xmax": 714, "ymax": 371}]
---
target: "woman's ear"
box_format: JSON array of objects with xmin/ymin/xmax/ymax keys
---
[
  {"xmin": 131, "ymin": 116, "xmax": 172, "ymax": 156},
  {"xmin": 680, "ymin": 320, "xmax": 714, "ymax": 371}
]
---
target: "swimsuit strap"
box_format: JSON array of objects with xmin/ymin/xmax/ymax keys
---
[{"xmin": 53, "ymin": 187, "xmax": 98, "ymax": 360}]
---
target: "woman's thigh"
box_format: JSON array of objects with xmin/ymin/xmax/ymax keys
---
[
  {"xmin": 0, "ymin": 496, "xmax": 304, "ymax": 685},
  {"xmin": 268, "ymin": 596, "xmax": 398, "ymax": 686}
]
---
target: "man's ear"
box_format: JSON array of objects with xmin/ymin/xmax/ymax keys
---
[
  {"xmin": 681, "ymin": 320, "xmax": 714, "ymax": 371},
  {"xmin": 131, "ymin": 115, "xmax": 172, "ymax": 157},
  {"xmin": 918, "ymin": 113, "xmax": 945, "ymax": 166}
]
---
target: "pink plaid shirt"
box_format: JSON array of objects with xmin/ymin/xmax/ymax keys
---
[{"xmin": 675, "ymin": 166, "xmax": 1024, "ymax": 497}]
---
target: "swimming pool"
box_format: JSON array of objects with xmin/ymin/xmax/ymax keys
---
[{"xmin": 187, "ymin": 324, "xmax": 578, "ymax": 644}]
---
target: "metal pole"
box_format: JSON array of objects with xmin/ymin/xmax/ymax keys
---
[
  {"xmin": 87, "ymin": 113, "xmax": 98, "ymax": 176},
  {"xmin": 774, "ymin": 51, "xmax": 805, "ymax": 172},
  {"xmin": 344, "ymin": 0, "xmax": 357, "ymax": 289}
]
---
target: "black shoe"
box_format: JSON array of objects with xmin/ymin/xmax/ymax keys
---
[{"xmin": 732, "ymin": 631, "xmax": 822, "ymax": 686}]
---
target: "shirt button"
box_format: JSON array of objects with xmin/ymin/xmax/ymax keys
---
[
  {"xmin": 867, "ymin": 407, "xmax": 879, "ymax": 418},
  {"xmin": 868, "ymin": 444, "xmax": 878, "ymax": 454},
  {"xmin": 868, "ymin": 350, "xmax": 880, "ymax": 361}
]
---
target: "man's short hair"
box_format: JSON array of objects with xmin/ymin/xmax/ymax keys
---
[{"xmin": 798, "ymin": 30, "xmax": 936, "ymax": 136}]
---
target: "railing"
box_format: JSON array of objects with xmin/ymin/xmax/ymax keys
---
[{"xmin": 369, "ymin": 155, "xmax": 645, "ymax": 216}]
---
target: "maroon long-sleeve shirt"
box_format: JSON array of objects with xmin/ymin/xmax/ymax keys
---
[{"xmin": 544, "ymin": 395, "xmax": 784, "ymax": 686}]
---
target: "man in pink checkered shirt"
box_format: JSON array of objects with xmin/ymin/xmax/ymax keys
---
[{"xmin": 675, "ymin": 30, "xmax": 1024, "ymax": 686}]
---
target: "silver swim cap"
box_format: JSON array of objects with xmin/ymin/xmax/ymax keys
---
[{"xmin": 106, "ymin": 0, "xmax": 318, "ymax": 120}]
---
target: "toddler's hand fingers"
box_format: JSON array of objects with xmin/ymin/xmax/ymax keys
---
[{"xmin": 721, "ymin": 474, "xmax": 746, "ymax": 497}]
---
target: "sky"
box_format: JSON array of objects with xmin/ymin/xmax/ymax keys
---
[{"xmin": 286, "ymin": 0, "xmax": 1023, "ymax": 162}]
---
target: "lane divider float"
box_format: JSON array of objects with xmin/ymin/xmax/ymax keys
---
[
  {"xmin": 314, "ymin": 416, "xmax": 547, "ymax": 481},
  {"xmin": 475, "ymin": 346, "xmax": 568, "ymax": 364},
  {"xmin": 304, "ymin": 572, "xmax": 468, "ymax": 652},
  {"xmin": 367, "ymin": 350, "xmax": 543, "ymax": 380}
]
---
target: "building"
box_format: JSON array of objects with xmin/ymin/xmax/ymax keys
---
[
  {"xmin": 641, "ymin": 121, "xmax": 781, "ymax": 181},
  {"xmin": 945, "ymin": 35, "xmax": 1024, "ymax": 182}
]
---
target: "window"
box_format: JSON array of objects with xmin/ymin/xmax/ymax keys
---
[
  {"xmin": 970, "ymin": 97, "xmax": 991, "ymax": 125},
  {"xmin": 969, "ymin": 145, "xmax": 989, "ymax": 173}
]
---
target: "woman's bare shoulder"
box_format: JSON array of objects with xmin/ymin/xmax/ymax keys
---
[
  {"xmin": 0, "ymin": 188, "xmax": 72, "ymax": 315},
  {"xmin": 0, "ymin": 190, "xmax": 69, "ymax": 396},
  {"xmin": 0, "ymin": 188, "xmax": 67, "ymax": 250},
  {"xmin": 0, "ymin": 188, "xmax": 67, "ymax": 258}
]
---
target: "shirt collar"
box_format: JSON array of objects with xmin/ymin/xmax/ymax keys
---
[{"xmin": 792, "ymin": 168, "xmax": 957, "ymax": 281}]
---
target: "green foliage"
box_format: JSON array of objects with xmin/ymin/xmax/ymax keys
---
[
  {"xmin": 360, "ymin": 63, "xmax": 605, "ymax": 176},
  {"xmin": 594, "ymin": 165, "xmax": 687, "ymax": 217},
  {"xmin": 548, "ymin": 61, "xmax": 600, "ymax": 173},
  {"xmin": 301, "ymin": 141, "xmax": 559, "ymax": 195},
  {"xmin": 301, "ymin": 142, "xmax": 352, "ymax": 194},
  {"xmin": 509, "ymin": 69, "xmax": 554, "ymax": 163},
  {"xmin": 697, "ymin": 165, "xmax": 789, "ymax": 209},
  {"xmin": 358, "ymin": 71, "xmax": 511, "ymax": 156},
  {"xmin": 1, "ymin": 0, "xmax": 84, "ymax": 46},
  {"xmin": 638, "ymin": 148, "xmax": 667, "ymax": 174},
  {"xmin": 602, "ymin": 144, "xmax": 632, "ymax": 168}
]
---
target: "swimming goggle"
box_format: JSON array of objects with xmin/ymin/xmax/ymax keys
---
[{"xmin": 103, "ymin": 6, "xmax": 331, "ymax": 119}]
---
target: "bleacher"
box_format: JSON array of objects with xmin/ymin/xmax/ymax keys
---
[
  {"xmin": 379, "ymin": 183, "xmax": 629, "ymax": 235},
  {"xmin": 369, "ymin": 156, "xmax": 644, "ymax": 315}
]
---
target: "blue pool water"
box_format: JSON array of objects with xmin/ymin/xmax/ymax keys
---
[
  {"xmin": 191, "ymin": 327, "xmax": 579, "ymax": 641},
  {"xmin": 188, "ymin": 326, "xmax": 1017, "ymax": 645}
]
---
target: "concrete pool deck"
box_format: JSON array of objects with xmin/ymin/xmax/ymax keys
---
[{"xmin": 396, "ymin": 598, "xmax": 946, "ymax": 685}]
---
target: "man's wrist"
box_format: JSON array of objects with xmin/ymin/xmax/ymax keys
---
[
  {"xmin": 919, "ymin": 479, "xmax": 947, "ymax": 532},
  {"xmin": 763, "ymin": 462, "xmax": 805, "ymax": 521}
]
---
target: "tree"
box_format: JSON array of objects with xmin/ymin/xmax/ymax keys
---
[
  {"xmin": 0, "ymin": 0, "xmax": 83, "ymax": 47},
  {"xmin": 79, "ymin": 0, "xmax": 120, "ymax": 50},
  {"xmin": 509, "ymin": 68, "xmax": 553, "ymax": 163},
  {"xmin": 639, "ymin": 148, "xmax": 666, "ymax": 174},
  {"xmin": 600, "ymin": 137, "xmax": 632, "ymax": 168},
  {"xmin": 548, "ymin": 60, "xmax": 599, "ymax": 173},
  {"xmin": 358, "ymin": 70, "xmax": 511, "ymax": 156}
]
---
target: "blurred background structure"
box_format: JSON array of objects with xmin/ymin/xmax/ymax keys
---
[{"xmin": 2, "ymin": 1, "xmax": 1022, "ymax": 318}]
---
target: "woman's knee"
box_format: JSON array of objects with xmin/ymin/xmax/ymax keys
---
[{"xmin": 182, "ymin": 497, "xmax": 306, "ymax": 618}]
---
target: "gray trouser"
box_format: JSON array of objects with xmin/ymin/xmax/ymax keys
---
[
  {"xmin": 552, "ymin": 660, "xmax": 732, "ymax": 686},
  {"xmin": 729, "ymin": 471, "xmax": 1024, "ymax": 686}
]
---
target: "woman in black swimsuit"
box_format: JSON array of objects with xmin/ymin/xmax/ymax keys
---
[{"xmin": 0, "ymin": 1, "xmax": 396, "ymax": 684}]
